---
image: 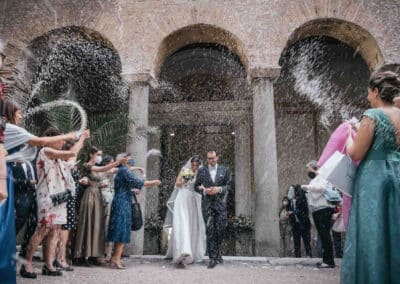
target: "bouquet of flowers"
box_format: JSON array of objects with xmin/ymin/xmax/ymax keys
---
[{"xmin": 180, "ymin": 168, "xmax": 195, "ymax": 183}]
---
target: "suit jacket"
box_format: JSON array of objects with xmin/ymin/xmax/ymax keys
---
[
  {"xmin": 12, "ymin": 162, "xmax": 37, "ymax": 194},
  {"xmin": 194, "ymin": 164, "xmax": 231, "ymax": 212}
]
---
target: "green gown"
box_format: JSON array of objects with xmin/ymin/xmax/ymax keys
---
[{"xmin": 341, "ymin": 108, "xmax": 400, "ymax": 284}]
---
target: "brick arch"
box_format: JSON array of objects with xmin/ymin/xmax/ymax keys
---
[
  {"xmin": 280, "ymin": 18, "xmax": 383, "ymax": 71},
  {"xmin": 153, "ymin": 24, "xmax": 249, "ymax": 79}
]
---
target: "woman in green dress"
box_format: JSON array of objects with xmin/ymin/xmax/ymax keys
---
[{"xmin": 342, "ymin": 71, "xmax": 400, "ymax": 283}]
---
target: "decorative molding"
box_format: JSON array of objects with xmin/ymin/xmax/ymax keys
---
[
  {"xmin": 250, "ymin": 67, "xmax": 281, "ymax": 81},
  {"xmin": 149, "ymin": 100, "xmax": 252, "ymax": 127},
  {"xmin": 122, "ymin": 72, "xmax": 155, "ymax": 86}
]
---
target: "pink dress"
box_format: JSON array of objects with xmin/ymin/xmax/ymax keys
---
[
  {"xmin": 36, "ymin": 148, "xmax": 68, "ymax": 226},
  {"xmin": 317, "ymin": 121, "xmax": 357, "ymax": 229}
]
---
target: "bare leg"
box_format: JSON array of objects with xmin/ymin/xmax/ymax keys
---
[
  {"xmin": 58, "ymin": 229, "xmax": 70, "ymax": 267},
  {"xmin": 25, "ymin": 226, "xmax": 49, "ymax": 273},
  {"xmin": 111, "ymin": 243, "xmax": 124, "ymax": 265},
  {"xmin": 45, "ymin": 226, "xmax": 60, "ymax": 271}
]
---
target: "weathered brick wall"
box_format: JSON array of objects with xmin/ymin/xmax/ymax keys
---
[{"xmin": 0, "ymin": 0, "xmax": 398, "ymax": 77}]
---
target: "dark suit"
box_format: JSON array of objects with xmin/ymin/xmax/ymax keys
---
[
  {"xmin": 12, "ymin": 161, "xmax": 37, "ymax": 258},
  {"xmin": 290, "ymin": 185, "xmax": 312, "ymax": 258},
  {"xmin": 195, "ymin": 164, "xmax": 231, "ymax": 260}
]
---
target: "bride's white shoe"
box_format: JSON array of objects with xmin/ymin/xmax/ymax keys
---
[{"xmin": 176, "ymin": 253, "xmax": 192, "ymax": 266}]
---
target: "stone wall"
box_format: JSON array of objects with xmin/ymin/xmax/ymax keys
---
[
  {"xmin": 1, "ymin": 0, "xmax": 399, "ymax": 76},
  {"xmin": 1, "ymin": 0, "xmax": 399, "ymax": 256}
]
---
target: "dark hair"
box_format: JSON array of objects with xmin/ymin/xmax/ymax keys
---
[
  {"xmin": 207, "ymin": 150, "xmax": 219, "ymax": 156},
  {"xmin": 102, "ymin": 154, "xmax": 114, "ymax": 166},
  {"xmin": 369, "ymin": 71, "xmax": 400, "ymax": 103},
  {"xmin": 43, "ymin": 127, "xmax": 62, "ymax": 137},
  {"xmin": 3, "ymin": 100, "xmax": 21, "ymax": 124},
  {"xmin": 191, "ymin": 155, "xmax": 202, "ymax": 165},
  {"xmin": 87, "ymin": 146, "xmax": 101, "ymax": 162},
  {"xmin": 279, "ymin": 196, "xmax": 291, "ymax": 216},
  {"xmin": 62, "ymin": 141, "xmax": 74, "ymax": 151}
]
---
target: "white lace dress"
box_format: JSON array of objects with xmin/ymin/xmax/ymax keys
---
[{"xmin": 165, "ymin": 178, "xmax": 206, "ymax": 264}]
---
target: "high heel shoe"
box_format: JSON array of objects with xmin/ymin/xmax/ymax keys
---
[
  {"xmin": 20, "ymin": 264, "xmax": 37, "ymax": 279},
  {"xmin": 42, "ymin": 265, "xmax": 63, "ymax": 276}
]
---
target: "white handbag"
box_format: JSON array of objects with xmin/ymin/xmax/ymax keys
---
[
  {"xmin": 318, "ymin": 151, "xmax": 357, "ymax": 197},
  {"xmin": 332, "ymin": 213, "xmax": 346, "ymax": 232}
]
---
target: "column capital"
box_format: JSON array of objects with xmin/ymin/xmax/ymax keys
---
[
  {"xmin": 122, "ymin": 72, "xmax": 155, "ymax": 87},
  {"xmin": 250, "ymin": 67, "xmax": 281, "ymax": 82}
]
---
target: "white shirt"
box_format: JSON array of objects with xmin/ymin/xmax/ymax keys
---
[
  {"xmin": 21, "ymin": 161, "xmax": 35, "ymax": 180},
  {"xmin": 209, "ymin": 164, "xmax": 218, "ymax": 183},
  {"xmin": 302, "ymin": 175, "xmax": 333, "ymax": 212}
]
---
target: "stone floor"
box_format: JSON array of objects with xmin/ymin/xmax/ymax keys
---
[{"xmin": 17, "ymin": 256, "xmax": 340, "ymax": 284}]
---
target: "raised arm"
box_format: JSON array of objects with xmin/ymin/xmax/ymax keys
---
[
  {"xmin": 28, "ymin": 132, "xmax": 77, "ymax": 147},
  {"xmin": 67, "ymin": 130, "xmax": 90, "ymax": 162},
  {"xmin": 91, "ymin": 157, "xmax": 129, "ymax": 173}
]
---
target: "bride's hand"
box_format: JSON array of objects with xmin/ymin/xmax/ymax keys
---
[{"xmin": 175, "ymin": 176, "xmax": 185, "ymax": 188}]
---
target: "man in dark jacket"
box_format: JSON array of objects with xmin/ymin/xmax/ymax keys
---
[
  {"xmin": 13, "ymin": 161, "xmax": 38, "ymax": 258},
  {"xmin": 195, "ymin": 150, "xmax": 231, "ymax": 269},
  {"xmin": 289, "ymin": 184, "xmax": 312, "ymax": 258}
]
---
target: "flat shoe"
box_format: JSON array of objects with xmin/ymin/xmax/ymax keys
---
[
  {"xmin": 20, "ymin": 265, "xmax": 37, "ymax": 279},
  {"xmin": 317, "ymin": 263, "xmax": 335, "ymax": 269},
  {"xmin": 42, "ymin": 265, "xmax": 63, "ymax": 276}
]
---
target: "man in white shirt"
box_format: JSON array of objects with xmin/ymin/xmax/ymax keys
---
[
  {"xmin": 302, "ymin": 160, "xmax": 336, "ymax": 269},
  {"xmin": 195, "ymin": 150, "xmax": 231, "ymax": 269}
]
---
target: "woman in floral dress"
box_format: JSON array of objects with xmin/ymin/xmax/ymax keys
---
[{"xmin": 23, "ymin": 128, "xmax": 89, "ymax": 277}]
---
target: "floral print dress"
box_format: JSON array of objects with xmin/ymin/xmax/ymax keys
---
[{"xmin": 36, "ymin": 147, "xmax": 68, "ymax": 226}]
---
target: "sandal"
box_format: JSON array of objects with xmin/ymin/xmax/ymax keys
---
[{"xmin": 110, "ymin": 260, "xmax": 126, "ymax": 270}]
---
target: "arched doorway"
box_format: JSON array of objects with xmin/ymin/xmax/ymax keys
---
[
  {"xmin": 147, "ymin": 29, "xmax": 252, "ymax": 255},
  {"xmin": 275, "ymin": 19, "xmax": 378, "ymax": 256},
  {"xmin": 12, "ymin": 26, "xmax": 129, "ymax": 154}
]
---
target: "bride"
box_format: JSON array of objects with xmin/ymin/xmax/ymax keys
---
[{"xmin": 165, "ymin": 155, "xmax": 206, "ymax": 266}]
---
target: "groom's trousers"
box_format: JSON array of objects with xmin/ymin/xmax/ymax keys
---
[{"xmin": 205, "ymin": 207, "xmax": 228, "ymax": 259}]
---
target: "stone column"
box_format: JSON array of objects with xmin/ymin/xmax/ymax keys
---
[
  {"xmin": 234, "ymin": 121, "xmax": 252, "ymax": 217},
  {"xmin": 143, "ymin": 131, "xmax": 161, "ymax": 254},
  {"xmin": 124, "ymin": 74, "xmax": 152, "ymax": 255},
  {"xmin": 251, "ymin": 68, "xmax": 280, "ymax": 256}
]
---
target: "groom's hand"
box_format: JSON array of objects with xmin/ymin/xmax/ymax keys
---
[{"xmin": 206, "ymin": 187, "xmax": 221, "ymax": 195}]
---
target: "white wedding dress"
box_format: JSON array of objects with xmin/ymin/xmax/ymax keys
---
[{"xmin": 165, "ymin": 177, "xmax": 206, "ymax": 264}]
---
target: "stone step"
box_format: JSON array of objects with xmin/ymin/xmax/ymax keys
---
[{"xmin": 130, "ymin": 255, "xmax": 342, "ymax": 267}]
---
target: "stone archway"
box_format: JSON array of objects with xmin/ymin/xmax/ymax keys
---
[
  {"xmin": 12, "ymin": 26, "xmax": 128, "ymax": 138},
  {"xmin": 153, "ymin": 24, "xmax": 249, "ymax": 79},
  {"xmin": 281, "ymin": 18, "xmax": 384, "ymax": 71},
  {"xmin": 275, "ymin": 19, "xmax": 378, "ymax": 257},
  {"xmin": 145, "ymin": 26, "xmax": 253, "ymax": 256}
]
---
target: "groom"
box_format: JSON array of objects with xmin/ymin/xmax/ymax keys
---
[{"xmin": 195, "ymin": 150, "xmax": 231, "ymax": 269}]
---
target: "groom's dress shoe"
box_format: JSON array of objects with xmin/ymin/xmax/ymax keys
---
[
  {"xmin": 216, "ymin": 256, "xmax": 223, "ymax": 264},
  {"xmin": 207, "ymin": 259, "xmax": 218, "ymax": 269}
]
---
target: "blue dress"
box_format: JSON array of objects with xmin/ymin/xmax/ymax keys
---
[
  {"xmin": 107, "ymin": 166, "xmax": 144, "ymax": 243},
  {"xmin": 0, "ymin": 146, "xmax": 23, "ymax": 284},
  {"xmin": 341, "ymin": 109, "xmax": 400, "ymax": 283}
]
